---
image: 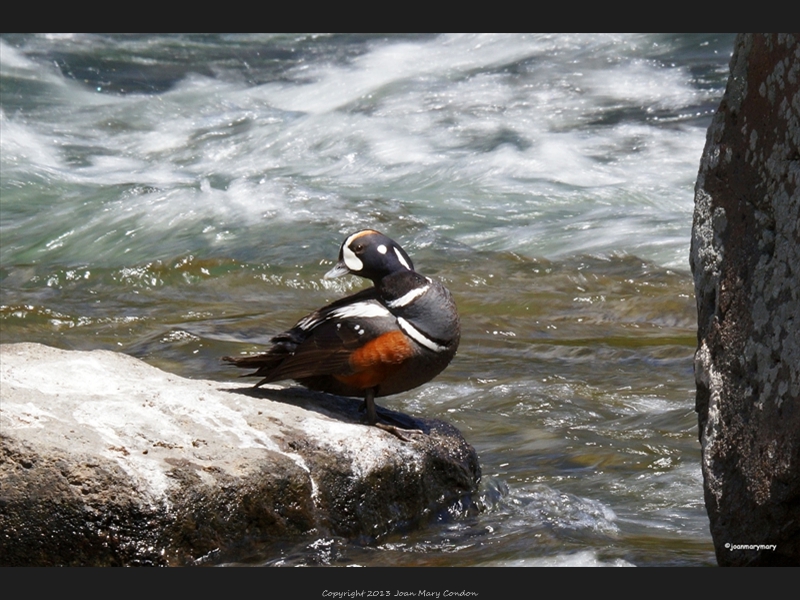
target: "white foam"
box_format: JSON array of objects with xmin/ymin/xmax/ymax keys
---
[{"xmin": 2, "ymin": 34, "xmax": 725, "ymax": 269}]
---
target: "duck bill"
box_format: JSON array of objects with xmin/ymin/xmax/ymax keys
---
[{"xmin": 324, "ymin": 261, "xmax": 351, "ymax": 279}]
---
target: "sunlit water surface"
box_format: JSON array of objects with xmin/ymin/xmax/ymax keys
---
[{"xmin": 0, "ymin": 33, "xmax": 735, "ymax": 566}]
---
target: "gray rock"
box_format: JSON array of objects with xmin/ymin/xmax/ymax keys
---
[
  {"xmin": 691, "ymin": 33, "xmax": 800, "ymax": 566},
  {"xmin": 0, "ymin": 343, "xmax": 479, "ymax": 566}
]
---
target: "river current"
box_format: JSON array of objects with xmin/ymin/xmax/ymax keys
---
[{"xmin": 0, "ymin": 34, "xmax": 736, "ymax": 566}]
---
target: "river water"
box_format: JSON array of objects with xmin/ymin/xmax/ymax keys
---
[{"xmin": 0, "ymin": 33, "xmax": 735, "ymax": 566}]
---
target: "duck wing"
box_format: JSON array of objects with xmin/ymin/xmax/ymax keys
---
[{"xmin": 223, "ymin": 288, "xmax": 402, "ymax": 386}]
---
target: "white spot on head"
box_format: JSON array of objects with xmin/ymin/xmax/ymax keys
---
[
  {"xmin": 394, "ymin": 247, "xmax": 411, "ymax": 270},
  {"xmin": 377, "ymin": 244, "xmax": 387, "ymax": 254}
]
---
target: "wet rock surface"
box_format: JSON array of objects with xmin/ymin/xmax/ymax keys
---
[
  {"xmin": 0, "ymin": 343, "xmax": 480, "ymax": 566},
  {"xmin": 691, "ymin": 33, "xmax": 800, "ymax": 566}
]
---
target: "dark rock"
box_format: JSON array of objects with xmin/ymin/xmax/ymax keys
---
[
  {"xmin": 691, "ymin": 33, "xmax": 800, "ymax": 566},
  {"xmin": 0, "ymin": 343, "xmax": 479, "ymax": 566}
]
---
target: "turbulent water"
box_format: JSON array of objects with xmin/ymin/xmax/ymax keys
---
[{"xmin": 0, "ymin": 33, "xmax": 735, "ymax": 566}]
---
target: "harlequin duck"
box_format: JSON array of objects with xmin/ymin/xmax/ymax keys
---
[{"xmin": 223, "ymin": 229, "xmax": 460, "ymax": 434}]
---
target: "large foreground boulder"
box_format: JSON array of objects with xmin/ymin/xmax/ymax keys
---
[
  {"xmin": 0, "ymin": 343, "xmax": 479, "ymax": 566},
  {"xmin": 691, "ymin": 33, "xmax": 800, "ymax": 566}
]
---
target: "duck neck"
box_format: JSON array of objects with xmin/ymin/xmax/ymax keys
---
[{"xmin": 375, "ymin": 270, "xmax": 428, "ymax": 304}]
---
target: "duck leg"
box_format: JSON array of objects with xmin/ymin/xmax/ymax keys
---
[
  {"xmin": 362, "ymin": 387, "xmax": 423, "ymax": 441},
  {"xmin": 364, "ymin": 387, "xmax": 378, "ymax": 425}
]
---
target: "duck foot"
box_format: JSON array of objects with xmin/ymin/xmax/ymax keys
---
[{"xmin": 374, "ymin": 422, "xmax": 424, "ymax": 442}]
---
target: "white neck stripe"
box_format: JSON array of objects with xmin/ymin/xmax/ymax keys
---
[
  {"xmin": 394, "ymin": 247, "xmax": 411, "ymax": 270},
  {"xmin": 397, "ymin": 317, "xmax": 447, "ymax": 352},
  {"xmin": 386, "ymin": 284, "xmax": 429, "ymax": 309}
]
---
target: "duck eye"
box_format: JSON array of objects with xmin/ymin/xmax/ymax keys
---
[{"xmin": 353, "ymin": 243, "xmax": 365, "ymax": 253}]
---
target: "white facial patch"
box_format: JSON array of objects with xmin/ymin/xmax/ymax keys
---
[
  {"xmin": 342, "ymin": 243, "xmax": 363, "ymax": 272},
  {"xmin": 377, "ymin": 244, "xmax": 387, "ymax": 254},
  {"xmin": 394, "ymin": 247, "xmax": 411, "ymax": 270},
  {"xmin": 387, "ymin": 284, "xmax": 429, "ymax": 309},
  {"xmin": 397, "ymin": 317, "xmax": 447, "ymax": 352}
]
